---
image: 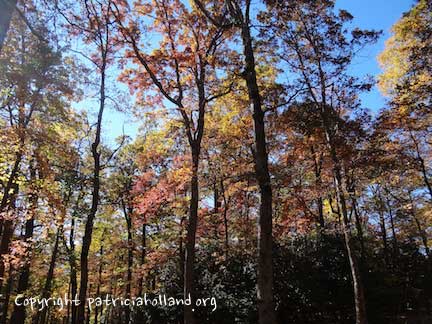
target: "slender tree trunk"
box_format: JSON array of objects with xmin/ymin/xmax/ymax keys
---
[
  {"xmin": 10, "ymin": 159, "xmax": 37, "ymax": 324},
  {"xmin": 184, "ymin": 150, "xmax": 200, "ymax": 324},
  {"xmin": 121, "ymin": 201, "xmax": 133, "ymax": 324},
  {"xmin": 350, "ymin": 196, "xmax": 366, "ymax": 260},
  {"xmin": 34, "ymin": 228, "xmax": 61, "ymax": 324},
  {"xmin": 0, "ymin": 269, "xmax": 13, "ymax": 324},
  {"xmin": 67, "ymin": 211, "xmax": 78, "ymax": 324},
  {"xmin": 311, "ymin": 146, "xmax": 325, "ymax": 228},
  {"xmin": 77, "ymin": 57, "xmax": 106, "ymax": 324},
  {"xmin": 220, "ymin": 179, "xmax": 229, "ymax": 256},
  {"xmin": 0, "ymin": 182, "xmax": 18, "ymax": 320},
  {"xmin": 179, "ymin": 217, "xmax": 185, "ymax": 285},
  {"xmin": 134, "ymin": 224, "xmax": 146, "ymax": 323},
  {"xmin": 377, "ymin": 191, "xmax": 389, "ymax": 266},
  {"xmin": 409, "ymin": 194, "xmax": 430, "ymax": 256},
  {"xmin": 386, "ymin": 201, "xmax": 398, "ymax": 258},
  {"xmin": 213, "ymin": 180, "xmax": 219, "ymax": 241},
  {"xmin": 138, "ymin": 223, "xmax": 146, "ymax": 297},
  {"xmin": 239, "ymin": 20, "xmax": 276, "ymax": 324},
  {"xmin": 94, "ymin": 245, "xmax": 103, "ymax": 324},
  {"xmin": 0, "ymin": 0, "xmax": 17, "ymax": 53},
  {"xmin": 323, "ymin": 124, "xmax": 368, "ymax": 324},
  {"xmin": 378, "ymin": 209, "xmax": 389, "ymax": 265},
  {"xmin": 0, "ymin": 153, "xmax": 23, "ymax": 286}
]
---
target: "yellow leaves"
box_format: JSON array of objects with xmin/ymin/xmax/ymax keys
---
[{"xmin": 378, "ymin": 0, "xmax": 431, "ymax": 104}]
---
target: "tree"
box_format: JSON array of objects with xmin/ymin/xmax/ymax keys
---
[
  {"xmin": 113, "ymin": 1, "xmax": 232, "ymax": 322},
  {"xmin": 191, "ymin": 1, "xmax": 281, "ymax": 322},
  {"xmin": 260, "ymin": 1, "xmax": 380, "ymax": 322},
  {"xmin": 0, "ymin": 7, "xmax": 76, "ymax": 320},
  {"xmin": 378, "ymin": 0, "xmax": 432, "ymax": 201}
]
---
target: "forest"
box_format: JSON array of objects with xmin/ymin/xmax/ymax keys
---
[{"xmin": 0, "ymin": 0, "xmax": 431, "ymax": 323}]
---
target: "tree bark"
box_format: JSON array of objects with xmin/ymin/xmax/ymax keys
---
[
  {"xmin": 376, "ymin": 190, "xmax": 389, "ymax": 267},
  {"xmin": 184, "ymin": 149, "xmax": 200, "ymax": 324},
  {"xmin": 134, "ymin": 224, "xmax": 146, "ymax": 323},
  {"xmin": 239, "ymin": 19, "xmax": 276, "ymax": 324},
  {"xmin": 0, "ymin": 269, "xmax": 13, "ymax": 324},
  {"xmin": 322, "ymin": 119, "xmax": 368, "ymax": 324},
  {"xmin": 220, "ymin": 179, "xmax": 229, "ymax": 256},
  {"xmin": 121, "ymin": 200, "xmax": 133, "ymax": 324},
  {"xmin": 10, "ymin": 158, "xmax": 37, "ymax": 324},
  {"xmin": 94, "ymin": 245, "xmax": 103, "ymax": 324},
  {"xmin": 77, "ymin": 43, "xmax": 106, "ymax": 323},
  {"xmin": 311, "ymin": 146, "xmax": 325, "ymax": 228},
  {"xmin": 33, "ymin": 228, "xmax": 61, "ymax": 324}
]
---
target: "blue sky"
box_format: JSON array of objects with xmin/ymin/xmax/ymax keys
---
[
  {"xmin": 335, "ymin": 0, "xmax": 414, "ymax": 112},
  {"xmin": 100, "ymin": 0, "xmax": 414, "ymax": 145}
]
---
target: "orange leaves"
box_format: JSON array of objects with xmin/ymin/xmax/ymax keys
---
[{"xmin": 133, "ymin": 154, "xmax": 190, "ymax": 224}]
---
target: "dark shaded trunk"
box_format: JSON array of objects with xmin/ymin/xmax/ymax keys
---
[
  {"xmin": 386, "ymin": 201, "xmax": 398, "ymax": 258},
  {"xmin": 239, "ymin": 20, "xmax": 276, "ymax": 324},
  {"xmin": 213, "ymin": 180, "xmax": 219, "ymax": 240},
  {"xmin": 179, "ymin": 217, "xmax": 185, "ymax": 286},
  {"xmin": 410, "ymin": 200, "xmax": 429, "ymax": 256},
  {"xmin": 323, "ymin": 120, "xmax": 368, "ymax": 324},
  {"xmin": 350, "ymin": 196, "xmax": 366, "ymax": 260},
  {"xmin": 0, "ymin": 220, "xmax": 14, "ymax": 291},
  {"xmin": 376, "ymin": 191, "xmax": 389, "ymax": 266},
  {"xmin": 77, "ymin": 58, "xmax": 106, "ymax": 324},
  {"xmin": 10, "ymin": 160, "xmax": 37, "ymax": 324},
  {"xmin": 0, "ymin": 0, "xmax": 17, "ymax": 53},
  {"xmin": 378, "ymin": 209, "xmax": 389, "ymax": 266},
  {"xmin": 0, "ymin": 269, "xmax": 13, "ymax": 324},
  {"xmin": 67, "ymin": 209, "xmax": 78, "ymax": 324},
  {"xmin": 121, "ymin": 200, "xmax": 133, "ymax": 324},
  {"xmin": 220, "ymin": 179, "xmax": 229, "ymax": 256},
  {"xmin": 34, "ymin": 228, "xmax": 61, "ymax": 324},
  {"xmin": 134, "ymin": 224, "xmax": 146, "ymax": 323},
  {"xmin": 0, "ymin": 182, "xmax": 18, "ymax": 321},
  {"xmin": 0, "ymin": 154, "xmax": 23, "ymax": 286},
  {"xmin": 311, "ymin": 146, "xmax": 324, "ymax": 227},
  {"xmin": 184, "ymin": 150, "xmax": 200, "ymax": 324},
  {"xmin": 94, "ymin": 245, "xmax": 103, "ymax": 324},
  {"xmin": 138, "ymin": 223, "xmax": 146, "ymax": 297}
]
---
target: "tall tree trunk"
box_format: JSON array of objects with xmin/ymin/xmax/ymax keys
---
[
  {"xmin": 66, "ymin": 207, "xmax": 78, "ymax": 324},
  {"xmin": 0, "ymin": 269, "xmax": 13, "ymax": 324},
  {"xmin": 323, "ymin": 122, "xmax": 368, "ymax": 324},
  {"xmin": 34, "ymin": 228, "xmax": 61, "ymax": 324},
  {"xmin": 213, "ymin": 180, "xmax": 219, "ymax": 241},
  {"xmin": 386, "ymin": 200, "xmax": 398, "ymax": 258},
  {"xmin": 0, "ymin": 144, "xmax": 24, "ymax": 286},
  {"xmin": 0, "ymin": 0, "xmax": 17, "ymax": 53},
  {"xmin": 94, "ymin": 245, "xmax": 103, "ymax": 324},
  {"xmin": 184, "ymin": 149, "xmax": 200, "ymax": 324},
  {"xmin": 350, "ymin": 196, "xmax": 366, "ymax": 260},
  {"xmin": 134, "ymin": 224, "xmax": 146, "ymax": 323},
  {"xmin": 311, "ymin": 146, "xmax": 325, "ymax": 228},
  {"xmin": 220, "ymin": 179, "xmax": 229, "ymax": 256},
  {"xmin": 408, "ymin": 193, "xmax": 430, "ymax": 256},
  {"xmin": 0, "ymin": 182, "xmax": 18, "ymax": 321},
  {"xmin": 121, "ymin": 201, "xmax": 133, "ymax": 324},
  {"xmin": 377, "ymin": 190, "xmax": 389, "ymax": 266},
  {"xmin": 77, "ymin": 57, "xmax": 106, "ymax": 324},
  {"xmin": 239, "ymin": 20, "xmax": 276, "ymax": 324},
  {"xmin": 10, "ymin": 158, "xmax": 37, "ymax": 324}
]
